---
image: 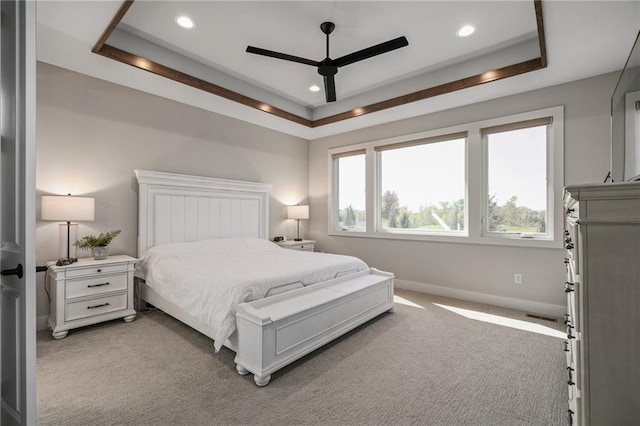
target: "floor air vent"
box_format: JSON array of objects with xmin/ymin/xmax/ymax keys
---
[{"xmin": 525, "ymin": 313, "xmax": 558, "ymax": 322}]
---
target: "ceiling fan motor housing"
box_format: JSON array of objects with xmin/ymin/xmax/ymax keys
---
[{"xmin": 318, "ymin": 62, "xmax": 338, "ymax": 77}]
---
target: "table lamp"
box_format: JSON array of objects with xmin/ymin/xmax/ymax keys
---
[
  {"xmin": 42, "ymin": 195, "xmax": 95, "ymax": 265},
  {"xmin": 287, "ymin": 205, "xmax": 309, "ymax": 241}
]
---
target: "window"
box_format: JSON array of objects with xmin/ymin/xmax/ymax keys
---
[
  {"xmin": 328, "ymin": 106, "xmax": 563, "ymax": 247},
  {"xmin": 333, "ymin": 150, "xmax": 366, "ymax": 231},
  {"xmin": 483, "ymin": 118, "xmax": 551, "ymax": 237},
  {"xmin": 377, "ymin": 133, "xmax": 466, "ymax": 233}
]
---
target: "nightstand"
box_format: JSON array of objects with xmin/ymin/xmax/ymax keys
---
[
  {"xmin": 47, "ymin": 255, "xmax": 137, "ymax": 339},
  {"xmin": 276, "ymin": 240, "xmax": 315, "ymax": 252}
]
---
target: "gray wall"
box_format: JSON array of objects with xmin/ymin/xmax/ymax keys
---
[
  {"xmin": 36, "ymin": 60, "xmax": 619, "ymax": 322},
  {"xmin": 309, "ymin": 72, "xmax": 619, "ymax": 311},
  {"xmin": 35, "ymin": 63, "xmax": 309, "ymax": 321}
]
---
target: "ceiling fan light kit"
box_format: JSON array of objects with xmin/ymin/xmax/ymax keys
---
[{"xmin": 246, "ymin": 21, "xmax": 408, "ymax": 103}]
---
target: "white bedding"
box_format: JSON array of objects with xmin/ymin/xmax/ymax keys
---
[{"xmin": 136, "ymin": 237, "xmax": 368, "ymax": 351}]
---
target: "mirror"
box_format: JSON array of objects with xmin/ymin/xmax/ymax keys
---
[{"xmin": 611, "ymin": 30, "xmax": 640, "ymax": 182}]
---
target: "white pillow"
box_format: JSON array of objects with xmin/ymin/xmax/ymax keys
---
[{"xmin": 137, "ymin": 237, "xmax": 279, "ymax": 275}]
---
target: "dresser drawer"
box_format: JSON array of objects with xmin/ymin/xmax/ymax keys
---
[
  {"xmin": 567, "ymin": 288, "xmax": 578, "ymax": 332},
  {"xmin": 65, "ymin": 273, "xmax": 128, "ymax": 300},
  {"xmin": 568, "ymin": 396, "xmax": 580, "ymax": 426},
  {"xmin": 65, "ymin": 293, "xmax": 128, "ymax": 322},
  {"xmin": 565, "ymin": 259, "xmax": 578, "ymax": 284},
  {"xmin": 565, "ymin": 219, "xmax": 580, "ymax": 272},
  {"xmin": 64, "ymin": 262, "xmax": 129, "ymax": 278}
]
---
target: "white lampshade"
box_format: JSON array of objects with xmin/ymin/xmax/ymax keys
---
[
  {"xmin": 287, "ymin": 205, "xmax": 309, "ymax": 220},
  {"xmin": 42, "ymin": 195, "xmax": 95, "ymax": 222}
]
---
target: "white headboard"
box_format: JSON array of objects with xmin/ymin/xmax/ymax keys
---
[{"xmin": 135, "ymin": 170, "xmax": 272, "ymax": 258}]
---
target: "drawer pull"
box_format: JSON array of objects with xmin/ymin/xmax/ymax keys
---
[
  {"xmin": 87, "ymin": 282, "xmax": 110, "ymax": 288},
  {"xmin": 566, "ymin": 208, "xmax": 575, "ymax": 214},
  {"xmin": 563, "ymin": 341, "xmax": 570, "ymax": 352},
  {"xmin": 87, "ymin": 302, "xmax": 110, "ymax": 309},
  {"xmin": 565, "ymin": 243, "xmax": 574, "ymax": 250},
  {"xmin": 564, "ymin": 314, "xmax": 570, "ymax": 325},
  {"xmin": 564, "ymin": 258, "xmax": 570, "ymax": 264},
  {"xmin": 568, "ymin": 409, "xmax": 574, "ymax": 426},
  {"xmin": 97, "ymin": 269, "xmax": 102, "ymax": 273},
  {"xmin": 567, "ymin": 328, "xmax": 575, "ymax": 339},
  {"xmin": 564, "ymin": 282, "xmax": 575, "ymax": 293}
]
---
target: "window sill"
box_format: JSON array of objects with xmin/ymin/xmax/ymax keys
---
[{"xmin": 327, "ymin": 229, "xmax": 562, "ymax": 249}]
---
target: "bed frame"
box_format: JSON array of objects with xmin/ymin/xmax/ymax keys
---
[{"xmin": 135, "ymin": 170, "xmax": 394, "ymax": 385}]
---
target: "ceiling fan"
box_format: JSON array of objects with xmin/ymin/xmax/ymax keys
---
[{"xmin": 246, "ymin": 22, "xmax": 409, "ymax": 103}]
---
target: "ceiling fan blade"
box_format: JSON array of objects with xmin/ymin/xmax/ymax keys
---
[
  {"xmin": 246, "ymin": 46, "xmax": 320, "ymax": 67},
  {"xmin": 333, "ymin": 36, "xmax": 409, "ymax": 68},
  {"xmin": 324, "ymin": 74, "xmax": 336, "ymax": 102}
]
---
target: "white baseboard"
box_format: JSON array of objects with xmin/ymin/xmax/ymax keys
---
[
  {"xmin": 395, "ymin": 279, "xmax": 565, "ymax": 318},
  {"xmin": 35, "ymin": 283, "xmax": 563, "ymax": 330},
  {"xmin": 37, "ymin": 315, "xmax": 49, "ymax": 331}
]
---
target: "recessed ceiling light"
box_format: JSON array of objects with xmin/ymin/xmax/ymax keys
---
[
  {"xmin": 457, "ymin": 25, "xmax": 475, "ymax": 38},
  {"xmin": 309, "ymin": 85, "xmax": 321, "ymax": 92},
  {"xmin": 175, "ymin": 15, "xmax": 195, "ymax": 29}
]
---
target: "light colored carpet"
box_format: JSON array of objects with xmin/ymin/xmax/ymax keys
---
[{"xmin": 37, "ymin": 289, "xmax": 567, "ymax": 425}]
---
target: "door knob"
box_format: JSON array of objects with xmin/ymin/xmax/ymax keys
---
[{"xmin": 2, "ymin": 263, "xmax": 23, "ymax": 279}]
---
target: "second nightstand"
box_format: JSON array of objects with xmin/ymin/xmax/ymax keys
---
[
  {"xmin": 47, "ymin": 255, "xmax": 137, "ymax": 339},
  {"xmin": 276, "ymin": 240, "xmax": 315, "ymax": 252}
]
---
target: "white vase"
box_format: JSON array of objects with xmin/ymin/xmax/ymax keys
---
[{"xmin": 92, "ymin": 246, "xmax": 108, "ymax": 260}]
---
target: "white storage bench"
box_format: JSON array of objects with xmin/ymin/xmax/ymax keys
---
[{"xmin": 234, "ymin": 268, "xmax": 395, "ymax": 386}]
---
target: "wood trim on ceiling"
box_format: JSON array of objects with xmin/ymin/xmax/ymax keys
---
[
  {"xmin": 96, "ymin": 44, "xmax": 313, "ymax": 127},
  {"xmin": 534, "ymin": 0, "xmax": 548, "ymax": 68},
  {"xmin": 92, "ymin": 0, "xmax": 134, "ymax": 53},
  {"xmin": 313, "ymin": 58, "xmax": 545, "ymax": 127},
  {"xmin": 93, "ymin": 0, "xmax": 548, "ymax": 129}
]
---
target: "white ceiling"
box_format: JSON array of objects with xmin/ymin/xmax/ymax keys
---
[{"xmin": 36, "ymin": 1, "xmax": 640, "ymax": 140}]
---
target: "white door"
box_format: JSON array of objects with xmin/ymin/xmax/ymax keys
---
[{"xmin": 0, "ymin": 0, "xmax": 37, "ymax": 425}]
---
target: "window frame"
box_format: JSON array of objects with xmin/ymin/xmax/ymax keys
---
[
  {"xmin": 374, "ymin": 131, "xmax": 469, "ymax": 236},
  {"xmin": 327, "ymin": 106, "xmax": 564, "ymax": 248},
  {"xmin": 481, "ymin": 116, "xmax": 554, "ymax": 241},
  {"xmin": 329, "ymin": 146, "xmax": 368, "ymax": 234}
]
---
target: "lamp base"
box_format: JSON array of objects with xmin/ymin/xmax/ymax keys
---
[
  {"xmin": 55, "ymin": 257, "xmax": 77, "ymax": 266},
  {"xmin": 58, "ymin": 223, "xmax": 78, "ymax": 260},
  {"xmin": 294, "ymin": 238, "xmax": 302, "ymax": 241}
]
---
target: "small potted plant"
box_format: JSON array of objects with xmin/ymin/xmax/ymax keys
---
[{"xmin": 75, "ymin": 230, "xmax": 121, "ymax": 260}]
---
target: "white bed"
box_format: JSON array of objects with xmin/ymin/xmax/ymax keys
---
[
  {"xmin": 136, "ymin": 236, "xmax": 369, "ymax": 351},
  {"xmin": 134, "ymin": 170, "xmax": 394, "ymax": 385}
]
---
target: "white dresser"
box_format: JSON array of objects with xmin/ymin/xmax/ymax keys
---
[
  {"xmin": 563, "ymin": 182, "xmax": 640, "ymax": 425},
  {"xmin": 47, "ymin": 255, "xmax": 137, "ymax": 339}
]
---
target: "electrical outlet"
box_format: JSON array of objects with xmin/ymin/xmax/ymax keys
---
[{"xmin": 514, "ymin": 273, "xmax": 522, "ymax": 284}]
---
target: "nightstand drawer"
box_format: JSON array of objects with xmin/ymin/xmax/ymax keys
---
[
  {"xmin": 65, "ymin": 293, "xmax": 128, "ymax": 321},
  {"xmin": 65, "ymin": 273, "xmax": 128, "ymax": 300},
  {"xmin": 64, "ymin": 262, "xmax": 129, "ymax": 278},
  {"xmin": 276, "ymin": 240, "xmax": 315, "ymax": 252}
]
